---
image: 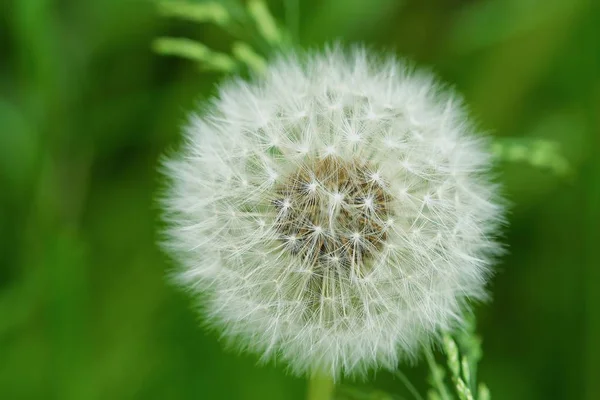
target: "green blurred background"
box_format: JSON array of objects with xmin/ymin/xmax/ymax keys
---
[{"xmin": 1, "ymin": 0, "xmax": 598, "ymax": 398}]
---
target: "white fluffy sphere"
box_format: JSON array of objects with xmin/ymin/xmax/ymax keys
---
[{"xmin": 161, "ymin": 47, "xmax": 504, "ymax": 378}]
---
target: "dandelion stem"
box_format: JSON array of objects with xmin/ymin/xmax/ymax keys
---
[{"xmin": 307, "ymin": 374, "xmax": 335, "ymax": 400}]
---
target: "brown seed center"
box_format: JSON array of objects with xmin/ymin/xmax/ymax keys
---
[{"xmin": 272, "ymin": 156, "xmax": 390, "ymax": 275}]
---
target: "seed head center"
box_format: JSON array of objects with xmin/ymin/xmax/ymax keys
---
[{"xmin": 273, "ymin": 156, "xmax": 390, "ymax": 273}]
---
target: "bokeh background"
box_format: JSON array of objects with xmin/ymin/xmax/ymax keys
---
[{"xmin": 1, "ymin": 0, "xmax": 598, "ymax": 399}]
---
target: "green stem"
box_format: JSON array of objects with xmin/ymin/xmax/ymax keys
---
[
  {"xmin": 284, "ymin": 0, "xmax": 300, "ymax": 44},
  {"xmin": 394, "ymin": 369, "xmax": 425, "ymax": 400},
  {"xmin": 307, "ymin": 374, "xmax": 335, "ymax": 400},
  {"xmin": 425, "ymin": 347, "xmax": 453, "ymax": 400}
]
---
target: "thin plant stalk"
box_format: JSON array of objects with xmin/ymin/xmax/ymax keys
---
[
  {"xmin": 395, "ymin": 369, "xmax": 425, "ymax": 400},
  {"xmin": 307, "ymin": 374, "xmax": 335, "ymax": 400},
  {"xmin": 284, "ymin": 0, "xmax": 300, "ymax": 43},
  {"xmin": 425, "ymin": 347, "xmax": 452, "ymax": 400}
]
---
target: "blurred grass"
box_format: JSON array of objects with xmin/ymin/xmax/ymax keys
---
[{"xmin": 0, "ymin": 0, "xmax": 598, "ymax": 399}]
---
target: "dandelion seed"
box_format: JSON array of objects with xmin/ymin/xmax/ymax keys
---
[{"xmin": 160, "ymin": 47, "xmax": 504, "ymax": 379}]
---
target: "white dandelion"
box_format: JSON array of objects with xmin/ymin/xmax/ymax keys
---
[{"xmin": 161, "ymin": 47, "xmax": 504, "ymax": 379}]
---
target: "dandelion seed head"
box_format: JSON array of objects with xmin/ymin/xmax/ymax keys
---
[{"xmin": 161, "ymin": 47, "xmax": 504, "ymax": 379}]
